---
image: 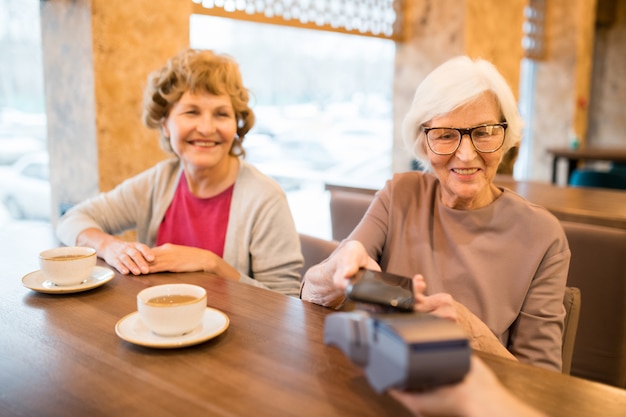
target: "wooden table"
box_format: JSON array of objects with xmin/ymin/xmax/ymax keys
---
[
  {"xmin": 2, "ymin": 261, "xmax": 626, "ymax": 417},
  {"xmin": 495, "ymin": 175, "xmax": 626, "ymax": 230},
  {"xmin": 546, "ymin": 146, "xmax": 626, "ymax": 184}
]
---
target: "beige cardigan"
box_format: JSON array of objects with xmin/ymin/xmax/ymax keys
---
[{"xmin": 56, "ymin": 158, "xmax": 303, "ymax": 296}]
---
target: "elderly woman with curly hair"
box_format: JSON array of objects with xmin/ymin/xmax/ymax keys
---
[
  {"xmin": 301, "ymin": 56, "xmax": 570, "ymax": 371},
  {"xmin": 57, "ymin": 48, "xmax": 303, "ymax": 296}
]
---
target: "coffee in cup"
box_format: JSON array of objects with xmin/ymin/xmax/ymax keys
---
[
  {"xmin": 137, "ymin": 284, "xmax": 207, "ymax": 337},
  {"xmin": 39, "ymin": 246, "xmax": 97, "ymax": 286}
]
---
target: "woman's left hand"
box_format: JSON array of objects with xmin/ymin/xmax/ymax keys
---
[
  {"xmin": 411, "ymin": 274, "xmax": 517, "ymax": 361},
  {"xmin": 411, "ymin": 274, "xmax": 460, "ymax": 322},
  {"xmin": 147, "ymin": 243, "xmax": 239, "ymax": 280}
]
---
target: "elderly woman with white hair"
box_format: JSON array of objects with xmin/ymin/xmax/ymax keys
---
[{"xmin": 301, "ymin": 56, "xmax": 570, "ymax": 372}]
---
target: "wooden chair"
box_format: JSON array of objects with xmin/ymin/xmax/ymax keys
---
[
  {"xmin": 562, "ymin": 286, "xmax": 581, "ymax": 375},
  {"xmin": 329, "ymin": 190, "xmax": 374, "ymax": 241},
  {"xmin": 561, "ymin": 221, "xmax": 626, "ymax": 387},
  {"xmin": 298, "ymin": 233, "xmax": 339, "ymax": 276}
]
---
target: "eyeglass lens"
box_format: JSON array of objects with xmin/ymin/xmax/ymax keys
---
[{"xmin": 426, "ymin": 124, "xmax": 505, "ymax": 154}]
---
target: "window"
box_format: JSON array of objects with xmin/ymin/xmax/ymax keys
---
[
  {"xmin": 0, "ymin": 0, "xmax": 49, "ymax": 223},
  {"xmin": 191, "ymin": 14, "xmax": 395, "ymax": 237}
]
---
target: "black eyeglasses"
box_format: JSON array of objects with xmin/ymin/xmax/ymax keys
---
[{"xmin": 423, "ymin": 122, "xmax": 508, "ymax": 155}]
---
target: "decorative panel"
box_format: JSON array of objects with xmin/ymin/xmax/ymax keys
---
[
  {"xmin": 522, "ymin": 0, "xmax": 546, "ymax": 59},
  {"xmin": 191, "ymin": 0, "xmax": 404, "ymax": 40}
]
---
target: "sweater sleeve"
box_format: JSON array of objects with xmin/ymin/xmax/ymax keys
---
[
  {"xmin": 507, "ymin": 230, "xmax": 570, "ymax": 371},
  {"xmin": 223, "ymin": 161, "xmax": 303, "ymax": 297},
  {"xmin": 56, "ymin": 159, "xmax": 180, "ymax": 247}
]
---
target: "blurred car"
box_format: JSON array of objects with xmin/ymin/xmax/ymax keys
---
[
  {"xmin": 0, "ymin": 152, "xmax": 51, "ymax": 220},
  {"xmin": 0, "ymin": 107, "xmax": 47, "ymax": 165},
  {"xmin": 244, "ymin": 128, "xmax": 338, "ymax": 190},
  {"xmin": 244, "ymin": 117, "xmax": 392, "ymax": 190},
  {"xmin": 0, "ymin": 134, "xmax": 46, "ymax": 165}
]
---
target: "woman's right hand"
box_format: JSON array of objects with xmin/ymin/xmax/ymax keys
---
[
  {"xmin": 300, "ymin": 239, "xmax": 379, "ymax": 308},
  {"xmin": 100, "ymin": 239, "xmax": 155, "ymax": 275},
  {"xmin": 76, "ymin": 228, "xmax": 154, "ymax": 275},
  {"xmin": 330, "ymin": 240, "xmax": 381, "ymax": 292}
]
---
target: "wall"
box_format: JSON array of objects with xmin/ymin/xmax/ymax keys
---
[
  {"xmin": 392, "ymin": 0, "xmax": 525, "ymax": 173},
  {"xmin": 393, "ymin": 0, "xmax": 620, "ymax": 184},
  {"xmin": 41, "ymin": 0, "xmax": 190, "ymax": 224},
  {"xmin": 91, "ymin": 0, "xmax": 190, "ymax": 192},
  {"xmin": 588, "ymin": 0, "xmax": 626, "ymax": 147}
]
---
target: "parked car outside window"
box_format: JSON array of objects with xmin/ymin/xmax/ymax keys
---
[
  {"xmin": 0, "ymin": 151, "xmax": 51, "ymax": 220},
  {"xmin": 0, "ymin": 134, "xmax": 45, "ymax": 166}
]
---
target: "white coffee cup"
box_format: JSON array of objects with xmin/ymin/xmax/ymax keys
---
[
  {"xmin": 137, "ymin": 284, "xmax": 207, "ymax": 337},
  {"xmin": 39, "ymin": 246, "xmax": 97, "ymax": 286}
]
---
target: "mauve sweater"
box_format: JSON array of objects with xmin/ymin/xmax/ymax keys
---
[
  {"xmin": 349, "ymin": 171, "xmax": 570, "ymax": 372},
  {"xmin": 56, "ymin": 158, "xmax": 303, "ymax": 296}
]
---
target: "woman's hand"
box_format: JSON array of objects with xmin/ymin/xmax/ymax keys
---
[
  {"xmin": 300, "ymin": 239, "xmax": 379, "ymax": 308},
  {"xmin": 148, "ymin": 243, "xmax": 211, "ymax": 273},
  {"xmin": 99, "ymin": 239, "xmax": 155, "ymax": 276},
  {"xmin": 411, "ymin": 274, "xmax": 460, "ymax": 321},
  {"xmin": 75, "ymin": 228, "xmax": 239, "ymax": 279},
  {"xmin": 148, "ymin": 243, "xmax": 240, "ymax": 280},
  {"xmin": 411, "ymin": 274, "xmax": 517, "ymax": 361},
  {"xmin": 76, "ymin": 228, "xmax": 155, "ymax": 275},
  {"xmin": 330, "ymin": 240, "xmax": 382, "ymax": 291}
]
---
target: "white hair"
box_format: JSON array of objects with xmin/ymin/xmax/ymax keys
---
[{"xmin": 402, "ymin": 56, "xmax": 523, "ymax": 171}]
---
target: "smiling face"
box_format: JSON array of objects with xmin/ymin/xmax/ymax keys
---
[
  {"xmin": 426, "ymin": 92, "xmax": 504, "ymax": 210},
  {"xmin": 162, "ymin": 91, "xmax": 238, "ymax": 175}
]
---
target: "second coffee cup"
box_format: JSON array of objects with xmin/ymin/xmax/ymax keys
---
[{"xmin": 137, "ymin": 283, "xmax": 207, "ymax": 337}]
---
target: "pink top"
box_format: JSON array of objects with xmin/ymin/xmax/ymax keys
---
[{"xmin": 157, "ymin": 175, "xmax": 233, "ymax": 258}]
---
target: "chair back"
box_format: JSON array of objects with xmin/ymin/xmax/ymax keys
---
[
  {"xmin": 562, "ymin": 286, "xmax": 581, "ymax": 375},
  {"xmin": 329, "ymin": 190, "xmax": 374, "ymax": 241},
  {"xmin": 299, "ymin": 233, "xmax": 339, "ymax": 276},
  {"xmin": 561, "ymin": 221, "xmax": 626, "ymax": 387}
]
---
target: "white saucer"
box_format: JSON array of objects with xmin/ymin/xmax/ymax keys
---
[
  {"xmin": 115, "ymin": 307, "xmax": 229, "ymax": 349},
  {"xmin": 22, "ymin": 266, "xmax": 115, "ymax": 294}
]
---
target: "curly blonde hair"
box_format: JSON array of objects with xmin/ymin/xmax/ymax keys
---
[{"xmin": 142, "ymin": 48, "xmax": 255, "ymax": 157}]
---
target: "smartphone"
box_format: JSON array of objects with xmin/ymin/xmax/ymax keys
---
[{"xmin": 345, "ymin": 268, "xmax": 414, "ymax": 313}]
